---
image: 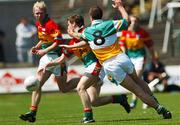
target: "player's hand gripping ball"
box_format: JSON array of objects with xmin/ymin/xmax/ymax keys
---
[{"xmin": 24, "ymin": 76, "xmax": 40, "ymax": 92}]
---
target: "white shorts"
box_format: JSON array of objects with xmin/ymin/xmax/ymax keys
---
[
  {"xmin": 102, "ymin": 53, "xmax": 134, "ymax": 85},
  {"xmin": 38, "ymin": 54, "xmax": 62, "ymax": 76},
  {"xmin": 130, "ymin": 56, "xmax": 145, "ymax": 71},
  {"xmin": 84, "ymin": 61, "xmax": 101, "ymax": 77}
]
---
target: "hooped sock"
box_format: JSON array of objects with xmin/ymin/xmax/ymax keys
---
[
  {"xmin": 84, "ymin": 108, "xmax": 93, "ymax": 119},
  {"xmin": 30, "ymin": 106, "xmax": 38, "ymax": 116}
]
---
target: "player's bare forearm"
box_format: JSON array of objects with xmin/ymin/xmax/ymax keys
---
[
  {"xmin": 60, "ymin": 41, "xmax": 87, "ymax": 49},
  {"xmin": 31, "ymin": 41, "xmax": 42, "ymax": 54},
  {"xmin": 35, "ymin": 40, "xmax": 42, "ymax": 49},
  {"xmin": 112, "ymin": 0, "xmax": 129, "ymax": 22},
  {"xmin": 46, "ymin": 54, "xmax": 66, "ymax": 67},
  {"xmin": 44, "ymin": 42, "xmax": 59, "ymax": 53},
  {"xmin": 118, "ymin": 6, "xmax": 129, "ymax": 22}
]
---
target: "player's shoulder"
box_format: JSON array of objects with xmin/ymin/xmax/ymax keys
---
[{"xmin": 46, "ymin": 18, "xmax": 57, "ymax": 26}]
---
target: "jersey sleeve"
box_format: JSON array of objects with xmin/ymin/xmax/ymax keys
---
[{"xmin": 113, "ymin": 19, "xmax": 128, "ymax": 32}]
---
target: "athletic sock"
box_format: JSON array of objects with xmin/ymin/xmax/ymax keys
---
[
  {"xmin": 30, "ymin": 106, "xmax": 37, "ymax": 116},
  {"xmin": 84, "ymin": 108, "xmax": 93, "ymax": 119},
  {"xmin": 155, "ymin": 104, "xmax": 164, "ymax": 114}
]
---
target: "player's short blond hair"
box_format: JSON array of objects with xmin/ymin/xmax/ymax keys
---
[{"xmin": 33, "ymin": 1, "xmax": 47, "ymax": 13}]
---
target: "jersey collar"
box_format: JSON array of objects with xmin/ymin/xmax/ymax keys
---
[{"xmin": 91, "ymin": 20, "xmax": 103, "ymax": 26}]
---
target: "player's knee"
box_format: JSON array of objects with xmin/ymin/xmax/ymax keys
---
[{"xmin": 76, "ymin": 86, "xmax": 85, "ymax": 93}]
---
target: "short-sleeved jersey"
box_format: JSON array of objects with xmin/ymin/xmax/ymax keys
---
[
  {"xmin": 81, "ymin": 19, "xmax": 128, "ymax": 64},
  {"xmin": 119, "ymin": 28, "xmax": 153, "ymax": 58},
  {"xmin": 36, "ymin": 17, "xmax": 63, "ymax": 55},
  {"xmin": 67, "ymin": 28, "xmax": 98, "ymax": 67}
]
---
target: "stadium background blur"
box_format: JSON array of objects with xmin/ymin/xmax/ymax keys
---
[{"xmin": 0, "ymin": 0, "xmax": 180, "ymax": 65}]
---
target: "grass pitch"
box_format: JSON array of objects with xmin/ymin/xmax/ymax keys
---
[{"xmin": 0, "ymin": 92, "xmax": 179, "ymax": 125}]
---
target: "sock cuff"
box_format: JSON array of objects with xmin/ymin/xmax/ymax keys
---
[
  {"xmin": 84, "ymin": 108, "xmax": 92, "ymax": 112},
  {"xmin": 30, "ymin": 105, "xmax": 38, "ymax": 111}
]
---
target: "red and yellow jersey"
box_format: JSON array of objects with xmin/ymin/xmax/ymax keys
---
[
  {"xmin": 36, "ymin": 18, "xmax": 63, "ymax": 54},
  {"xmin": 66, "ymin": 28, "xmax": 98, "ymax": 67},
  {"xmin": 119, "ymin": 28, "xmax": 153, "ymax": 58}
]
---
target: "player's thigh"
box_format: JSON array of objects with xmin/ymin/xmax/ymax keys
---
[
  {"xmin": 128, "ymin": 69, "xmax": 141, "ymax": 83},
  {"xmin": 54, "ymin": 73, "xmax": 67, "ymax": 89},
  {"xmin": 121, "ymin": 74, "xmax": 144, "ymax": 96},
  {"xmin": 77, "ymin": 61, "xmax": 101, "ymax": 90},
  {"xmin": 87, "ymin": 82, "xmax": 101, "ymax": 102},
  {"xmin": 37, "ymin": 70, "xmax": 52, "ymax": 87},
  {"xmin": 76, "ymin": 75, "xmax": 95, "ymax": 90}
]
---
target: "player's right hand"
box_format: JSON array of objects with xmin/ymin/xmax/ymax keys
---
[
  {"xmin": 31, "ymin": 46, "xmax": 37, "ymax": 54},
  {"xmin": 112, "ymin": 0, "xmax": 123, "ymax": 8}
]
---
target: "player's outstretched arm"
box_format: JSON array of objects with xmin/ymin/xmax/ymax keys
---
[
  {"xmin": 112, "ymin": 0, "xmax": 129, "ymax": 22},
  {"xmin": 60, "ymin": 41, "xmax": 87, "ymax": 49}
]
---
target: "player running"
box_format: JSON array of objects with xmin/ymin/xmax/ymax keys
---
[
  {"xmin": 19, "ymin": 1, "xmax": 78, "ymax": 123},
  {"xmin": 44, "ymin": 14, "xmax": 130, "ymax": 123},
  {"xmin": 61, "ymin": 0, "xmax": 172, "ymax": 120}
]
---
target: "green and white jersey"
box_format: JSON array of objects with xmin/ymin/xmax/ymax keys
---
[{"xmin": 81, "ymin": 19, "xmax": 128, "ymax": 64}]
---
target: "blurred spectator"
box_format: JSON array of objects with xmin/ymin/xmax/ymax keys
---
[
  {"xmin": 0, "ymin": 30, "xmax": 6, "ymax": 67},
  {"xmin": 143, "ymin": 56, "xmax": 169, "ymax": 92},
  {"xmin": 15, "ymin": 17, "xmax": 37, "ymax": 63}
]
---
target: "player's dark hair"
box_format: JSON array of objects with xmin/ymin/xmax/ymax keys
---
[
  {"xmin": 89, "ymin": 6, "xmax": 103, "ymax": 20},
  {"xmin": 67, "ymin": 15, "xmax": 84, "ymax": 27}
]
